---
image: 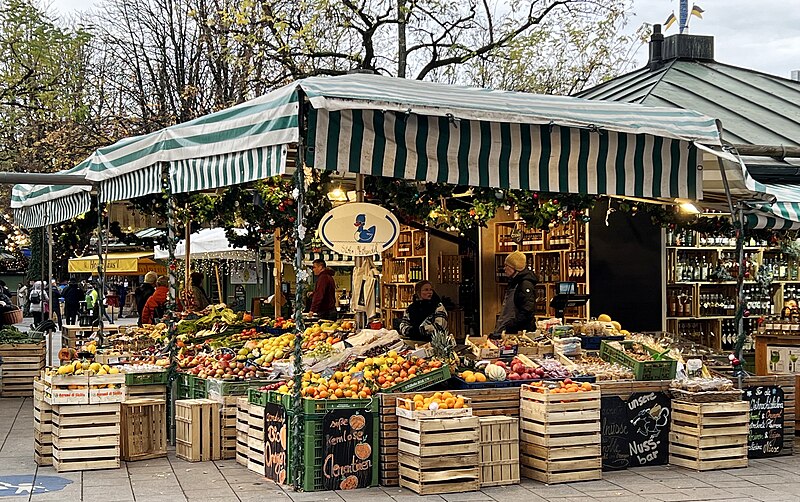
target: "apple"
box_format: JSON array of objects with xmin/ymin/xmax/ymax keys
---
[
  {"xmin": 512, "ymin": 363, "xmax": 524, "ymax": 374},
  {"xmin": 508, "ymin": 373, "xmax": 521, "ymax": 380},
  {"xmin": 494, "ymin": 360, "xmax": 507, "ymax": 369},
  {"xmin": 535, "ymin": 368, "xmax": 545, "ymax": 377},
  {"xmin": 520, "ymin": 373, "xmax": 532, "ymax": 380},
  {"xmin": 564, "ymin": 378, "xmax": 573, "ymax": 385}
]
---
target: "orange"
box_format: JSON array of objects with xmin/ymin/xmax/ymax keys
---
[{"xmin": 475, "ymin": 373, "xmax": 487, "ymax": 382}]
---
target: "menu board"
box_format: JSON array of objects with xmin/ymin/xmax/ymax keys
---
[
  {"xmin": 600, "ymin": 392, "xmax": 671, "ymax": 470},
  {"xmin": 322, "ymin": 409, "xmax": 374, "ymax": 490},
  {"xmin": 742, "ymin": 385, "xmax": 784, "ymax": 458},
  {"xmin": 600, "ymin": 396, "xmax": 632, "ymax": 470},
  {"xmin": 263, "ymin": 403, "xmax": 287, "ymax": 484}
]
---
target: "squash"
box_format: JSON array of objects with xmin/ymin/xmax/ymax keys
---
[
  {"xmin": 243, "ymin": 313, "xmax": 253, "ymax": 322},
  {"xmin": 485, "ymin": 363, "xmax": 506, "ymax": 381},
  {"xmin": 58, "ymin": 348, "xmax": 71, "ymax": 361}
]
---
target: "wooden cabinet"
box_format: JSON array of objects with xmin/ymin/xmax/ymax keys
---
[
  {"xmin": 480, "ymin": 208, "xmax": 590, "ymax": 334},
  {"xmin": 381, "ymin": 227, "xmax": 428, "ymax": 328}
]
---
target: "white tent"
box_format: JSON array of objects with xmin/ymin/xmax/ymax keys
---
[{"xmin": 154, "ymin": 228, "xmax": 254, "ymax": 261}]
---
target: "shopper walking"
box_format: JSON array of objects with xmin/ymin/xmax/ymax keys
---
[
  {"xmin": 61, "ymin": 278, "xmax": 84, "ymax": 326},
  {"xmin": 28, "ymin": 281, "xmax": 49, "ymax": 328},
  {"xmin": 134, "ymin": 271, "xmax": 157, "ymax": 326},
  {"xmin": 48, "ymin": 280, "xmax": 63, "ymax": 330},
  {"xmin": 17, "ymin": 282, "xmax": 27, "ymax": 313}
]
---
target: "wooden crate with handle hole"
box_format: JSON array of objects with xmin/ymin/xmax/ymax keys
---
[
  {"xmin": 669, "ymin": 400, "xmax": 749, "ymax": 471},
  {"xmin": 120, "ymin": 398, "xmax": 167, "ymax": 461}
]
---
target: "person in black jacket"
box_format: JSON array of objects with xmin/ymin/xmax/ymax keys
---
[
  {"xmin": 135, "ymin": 271, "xmax": 158, "ymax": 326},
  {"xmin": 492, "ymin": 251, "xmax": 538, "ymax": 338},
  {"xmin": 48, "ymin": 280, "xmax": 63, "ymax": 330},
  {"xmin": 61, "ymin": 278, "xmax": 84, "ymax": 326}
]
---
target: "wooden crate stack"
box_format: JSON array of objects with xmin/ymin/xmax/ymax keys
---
[
  {"xmin": 669, "ymin": 400, "xmax": 749, "ymax": 471},
  {"xmin": 0, "ymin": 341, "xmax": 45, "ymax": 397},
  {"xmin": 33, "ymin": 378, "xmax": 52, "ymax": 465},
  {"xmin": 120, "ymin": 398, "xmax": 167, "ymax": 461},
  {"xmin": 235, "ymin": 398, "xmax": 267, "ymax": 475},
  {"xmin": 52, "ymin": 403, "xmax": 121, "ymax": 472},
  {"xmin": 519, "ymin": 384, "xmax": 602, "ymax": 484},
  {"xmin": 478, "ymin": 416, "xmax": 519, "ymax": 487},
  {"xmin": 397, "ymin": 415, "xmax": 480, "ymax": 495},
  {"xmin": 175, "ymin": 398, "xmax": 221, "ymax": 462},
  {"xmin": 219, "ymin": 396, "xmax": 238, "ymax": 460},
  {"xmin": 379, "ymin": 387, "xmax": 519, "ymax": 486}
]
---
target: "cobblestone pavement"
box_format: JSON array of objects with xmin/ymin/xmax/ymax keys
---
[{"xmin": 2, "ymin": 396, "xmax": 800, "ymax": 501}]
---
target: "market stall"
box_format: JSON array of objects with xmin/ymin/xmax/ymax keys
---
[{"xmin": 11, "ymin": 73, "xmax": 798, "ymax": 494}]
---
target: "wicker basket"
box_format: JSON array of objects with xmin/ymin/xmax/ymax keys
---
[
  {"xmin": 670, "ymin": 388, "xmax": 743, "ymax": 403},
  {"xmin": 1, "ymin": 307, "xmax": 23, "ymax": 325}
]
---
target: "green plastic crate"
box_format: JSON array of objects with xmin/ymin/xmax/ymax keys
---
[
  {"xmin": 285, "ymin": 406, "xmax": 379, "ymax": 491},
  {"xmin": 125, "ymin": 371, "xmax": 168, "ymax": 386},
  {"xmin": 206, "ymin": 377, "xmax": 279, "ymax": 397},
  {"xmin": 599, "ymin": 340, "xmax": 677, "ymax": 381},
  {"xmin": 266, "ymin": 391, "xmax": 379, "ymax": 415},
  {"xmin": 381, "ymin": 365, "xmax": 452, "ymax": 393},
  {"xmin": 248, "ymin": 388, "xmax": 269, "ymax": 407},
  {"xmin": 177, "ymin": 373, "xmax": 208, "ymax": 399}
]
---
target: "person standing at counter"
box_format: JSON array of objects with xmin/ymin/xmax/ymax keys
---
[
  {"xmin": 309, "ymin": 259, "xmax": 338, "ymax": 320},
  {"xmin": 492, "ymin": 251, "xmax": 537, "ymax": 338},
  {"xmin": 399, "ymin": 280, "xmax": 448, "ymax": 343}
]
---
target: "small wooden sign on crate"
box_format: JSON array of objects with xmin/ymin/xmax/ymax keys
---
[
  {"xmin": 669, "ymin": 400, "xmax": 749, "ymax": 471},
  {"xmin": 478, "ymin": 416, "xmax": 519, "ymax": 487},
  {"xmin": 175, "ymin": 399, "xmax": 221, "ymax": 462},
  {"xmin": 397, "ymin": 415, "xmax": 480, "ymax": 495},
  {"xmin": 519, "ymin": 383, "xmax": 602, "ymax": 484}
]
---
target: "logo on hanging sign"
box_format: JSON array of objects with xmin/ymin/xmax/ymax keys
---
[{"xmin": 319, "ymin": 203, "xmax": 399, "ymax": 257}]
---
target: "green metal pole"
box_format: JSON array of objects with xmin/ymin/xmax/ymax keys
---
[{"xmin": 291, "ymin": 89, "xmax": 308, "ymax": 491}]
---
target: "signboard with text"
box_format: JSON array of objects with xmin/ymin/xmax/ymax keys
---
[
  {"xmin": 322, "ymin": 409, "xmax": 374, "ymax": 490},
  {"xmin": 318, "ymin": 203, "xmax": 399, "ymax": 257},
  {"xmin": 601, "ymin": 392, "xmax": 671, "ymax": 470}
]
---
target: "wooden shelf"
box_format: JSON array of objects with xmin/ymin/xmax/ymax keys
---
[{"xmin": 667, "ymin": 246, "xmax": 761, "ymax": 251}]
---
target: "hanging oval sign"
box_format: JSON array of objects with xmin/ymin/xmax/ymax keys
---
[{"xmin": 319, "ymin": 202, "xmax": 400, "ymax": 256}]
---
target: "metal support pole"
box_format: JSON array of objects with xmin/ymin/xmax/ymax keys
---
[
  {"xmin": 96, "ymin": 193, "xmax": 105, "ymax": 347},
  {"xmin": 291, "ymin": 89, "xmax": 308, "ymax": 492},
  {"xmin": 46, "ymin": 225, "xmax": 53, "ymax": 365},
  {"xmin": 354, "ymin": 175, "xmax": 366, "ymax": 330}
]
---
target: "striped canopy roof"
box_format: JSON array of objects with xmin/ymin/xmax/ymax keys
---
[
  {"xmin": 13, "ymin": 73, "xmax": 728, "ymax": 228},
  {"xmin": 744, "ymin": 183, "xmax": 800, "ymax": 230}
]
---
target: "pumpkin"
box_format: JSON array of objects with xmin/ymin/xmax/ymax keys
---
[
  {"xmin": 243, "ymin": 313, "xmax": 253, "ymax": 322},
  {"xmin": 58, "ymin": 348, "xmax": 71, "ymax": 361},
  {"xmin": 485, "ymin": 363, "xmax": 506, "ymax": 381}
]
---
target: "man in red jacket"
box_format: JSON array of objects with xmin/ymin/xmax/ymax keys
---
[
  {"xmin": 141, "ymin": 275, "xmax": 169, "ymax": 325},
  {"xmin": 310, "ymin": 259, "xmax": 337, "ymax": 320}
]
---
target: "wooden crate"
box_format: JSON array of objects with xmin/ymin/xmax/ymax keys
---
[
  {"xmin": 124, "ymin": 384, "xmax": 167, "ymax": 401},
  {"xmin": 175, "ymin": 399, "xmax": 221, "ymax": 462},
  {"xmin": 669, "ymin": 400, "xmax": 749, "ymax": 471},
  {"xmin": 478, "ymin": 416, "xmax": 519, "ymax": 487},
  {"xmin": 0, "ymin": 342, "xmax": 45, "ymax": 397},
  {"xmin": 43, "ymin": 373, "xmax": 89, "ymax": 405},
  {"xmin": 220, "ymin": 400, "xmax": 238, "ymax": 460},
  {"xmin": 236, "ymin": 398, "xmax": 249, "ymax": 467},
  {"xmin": 519, "ymin": 385, "xmax": 602, "ymax": 484},
  {"xmin": 379, "ymin": 387, "xmax": 520, "ymax": 486},
  {"xmin": 120, "ymin": 398, "xmax": 167, "ymax": 461},
  {"xmin": 52, "ymin": 403, "xmax": 121, "ymax": 472},
  {"xmin": 397, "ymin": 416, "xmax": 480, "ymax": 495},
  {"xmin": 33, "ymin": 379, "xmax": 53, "ymax": 466}
]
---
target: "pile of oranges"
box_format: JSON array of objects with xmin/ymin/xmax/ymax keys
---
[
  {"xmin": 278, "ymin": 371, "xmax": 373, "ymax": 400},
  {"xmin": 527, "ymin": 379, "xmax": 594, "ymax": 393},
  {"xmin": 360, "ymin": 351, "xmax": 443, "ymax": 390},
  {"xmin": 398, "ymin": 391, "xmax": 468, "ymax": 411},
  {"xmin": 457, "ymin": 370, "xmax": 487, "ymax": 383}
]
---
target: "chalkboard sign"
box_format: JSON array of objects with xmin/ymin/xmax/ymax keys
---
[
  {"xmin": 322, "ymin": 409, "xmax": 374, "ymax": 490},
  {"xmin": 263, "ymin": 403, "xmax": 287, "ymax": 484},
  {"xmin": 601, "ymin": 396, "xmax": 631, "ymax": 470},
  {"xmin": 743, "ymin": 385, "xmax": 784, "ymax": 458},
  {"xmin": 600, "ymin": 392, "xmax": 671, "ymax": 471}
]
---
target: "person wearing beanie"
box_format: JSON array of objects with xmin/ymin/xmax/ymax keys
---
[
  {"xmin": 134, "ymin": 271, "xmax": 158, "ymax": 326},
  {"xmin": 492, "ymin": 251, "xmax": 538, "ymax": 338}
]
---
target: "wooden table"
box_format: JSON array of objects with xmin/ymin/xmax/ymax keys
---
[{"xmin": 61, "ymin": 324, "xmax": 125, "ymax": 349}]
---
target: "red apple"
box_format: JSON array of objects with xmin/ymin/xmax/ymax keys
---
[
  {"xmin": 508, "ymin": 373, "xmax": 521, "ymax": 380},
  {"xmin": 521, "ymin": 373, "xmax": 532, "ymax": 380},
  {"xmin": 494, "ymin": 360, "xmax": 506, "ymax": 369}
]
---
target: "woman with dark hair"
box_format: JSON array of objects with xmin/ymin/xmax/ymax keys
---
[
  {"xmin": 189, "ymin": 272, "xmax": 210, "ymax": 310},
  {"xmin": 398, "ymin": 280, "xmax": 448, "ymax": 342}
]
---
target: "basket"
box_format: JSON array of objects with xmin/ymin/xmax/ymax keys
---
[
  {"xmin": 599, "ymin": 340, "xmax": 677, "ymax": 381},
  {"xmin": 669, "ymin": 388, "xmax": 743, "ymax": 403},
  {"xmin": 1, "ymin": 308, "xmax": 23, "ymax": 325}
]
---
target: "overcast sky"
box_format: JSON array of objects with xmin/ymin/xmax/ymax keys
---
[{"xmin": 50, "ymin": 0, "xmax": 800, "ymax": 79}]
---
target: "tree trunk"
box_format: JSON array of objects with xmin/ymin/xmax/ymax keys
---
[{"xmin": 397, "ymin": 0, "xmax": 407, "ymax": 78}]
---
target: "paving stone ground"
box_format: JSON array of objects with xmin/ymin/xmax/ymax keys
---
[{"xmin": 3, "ymin": 397, "xmax": 800, "ymax": 501}]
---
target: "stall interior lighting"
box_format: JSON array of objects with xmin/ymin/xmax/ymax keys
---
[
  {"xmin": 680, "ymin": 202, "xmax": 701, "ymax": 214},
  {"xmin": 327, "ymin": 187, "xmax": 348, "ymax": 202}
]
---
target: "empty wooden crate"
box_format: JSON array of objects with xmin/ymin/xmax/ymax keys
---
[
  {"xmin": 175, "ymin": 399, "xmax": 221, "ymax": 462},
  {"xmin": 397, "ymin": 416, "xmax": 480, "ymax": 495},
  {"xmin": 670, "ymin": 400, "xmax": 749, "ymax": 471},
  {"xmin": 33, "ymin": 378, "xmax": 52, "ymax": 466},
  {"xmin": 478, "ymin": 416, "xmax": 519, "ymax": 487},
  {"xmin": 519, "ymin": 384, "xmax": 601, "ymax": 484},
  {"xmin": 52, "ymin": 403, "xmax": 121, "ymax": 472},
  {"xmin": 121, "ymin": 398, "xmax": 167, "ymax": 461},
  {"xmin": 0, "ymin": 341, "xmax": 45, "ymax": 397}
]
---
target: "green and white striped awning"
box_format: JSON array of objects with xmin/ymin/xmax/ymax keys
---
[
  {"xmin": 744, "ymin": 183, "xmax": 800, "ymax": 230},
  {"xmin": 13, "ymin": 73, "xmax": 727, "ymax": 228}
]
